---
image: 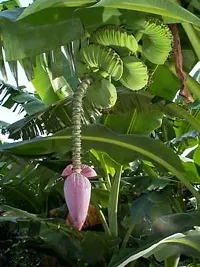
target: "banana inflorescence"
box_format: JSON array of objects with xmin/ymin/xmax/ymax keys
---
[
  {"xmin": 80, "ymin": 44, "xmax": 123, "ymax": 81},
  {"xmin": 91, "ymin": 25, "xmax": 138, "ymax": 54},
  {"xmin": 139, "ymin": 20, "xmax": 173, "ymax": 65},
  {"xmin": 78, "ymin": 20, "xmax": 172, "ymax": 108}
]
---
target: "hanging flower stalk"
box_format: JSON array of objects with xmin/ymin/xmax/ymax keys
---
[
  {"xmin": 61, "ymin": 20, "xmax": 173, "ymax": 231},
  {"xmin": 71, "ymin": 77, "xmax": 93, "ymax": 173},
  {"xmin": 61, "ymin": 77, "xmax": 97, "ymax": 231}
]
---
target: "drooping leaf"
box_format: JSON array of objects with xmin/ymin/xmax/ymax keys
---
[
  {"xmin": 1, "ymin": 123, "xmax": 197, "ymax": 202},
  {"xmin": 148, "ymin": 65, "xmax": 180, "ymax": 101},
  {"xmin": 104, "ymin": 109, "xmax": 163, "ymax": 135},
  {"xmin": 21, "ymin": 57, "xmax": 35, "ymax": 81},
  {"xmin": 114, "ymin": 91, "xmax": 200, "ymax": 133},
  {"xmin": 122, "ymin": 192, "xmax": 172, "ymax": 227},
  {"xmin": 18, "ymin": 0, "xmax": 96, "ymax": 20},
  {"xmin": 0, "ymin": 124, "xmax": 183, "ymax": 172},
  {"xmin": 152, "ymin": 211, "xmax": 200, "ymax": 237},
  {"xmin": 181, "ymin": 160, "xmax": 200, "ymax": 183},
  {"xmin": 109, "ymin": 230, "xmax": 200, "ymax": 267},
  {"xmin": 31, "ymin": 56, "xmax": 59, "ymax": 105},
  {"xmin": 92, "ymin": 0, "xmax": 200, "ymax": 26},
  {"xmin": 1, "ymin": 15, "xmax": 84, "ymax": 61},
  {"xmin": 0, "ymin": 40, "xmax": 7, "ymax": 81}
]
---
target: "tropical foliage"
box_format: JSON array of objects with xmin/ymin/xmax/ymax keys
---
[{"xmin": 0, "ymin": 0, "xmax": 200, "ymax": 266}]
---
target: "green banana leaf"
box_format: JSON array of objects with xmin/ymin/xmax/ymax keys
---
[
  {"xmin": 92, "ymin": 0, "xmax": 200, "ymax": 26},
  {"xmin": 18, "ymin": 0, "xmax": 200, "ymax": 27},
  {"xmin": 18, "ymin": 0, "xmax": 96, "ymax": 19},
  {"xmin": 109, "ymin": 230, "xmax": 200, "ymax": 267},
  {"xmin": 1, "ymin": 123, "xmax": 199, "ymax": 201},
  {"xmin": 31, "ymin": 56, "xmax": 59, "ymax": 105}
]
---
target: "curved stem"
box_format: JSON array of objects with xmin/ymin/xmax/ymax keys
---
[
  {"xmin": 108, "ymin": 165, "xmax": 122, "ymax": 236},
  {"xmin": 92, "ymin": 201, "xmax": 111, "ymax": 236},
  {"xmin": 72, "ymin": 77, "xmax": 93, "ymax": 173},
  {"xmin": 121, "ymin": 223, "xmax": 135, "ymax": 248},
  {"xmin": 165, "ymin": 254, "xmax": 180, "ymax": 267},
  {"xmin": 105, "ymin": 174, "xmax": 111, "ymax": 191}
]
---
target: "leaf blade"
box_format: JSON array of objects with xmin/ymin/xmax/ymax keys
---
[{"xmin": 92, "ymin": 0, "xmax": 200, "ymax": 26}]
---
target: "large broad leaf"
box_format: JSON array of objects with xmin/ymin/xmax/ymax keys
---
[
  {"xmin": 152, "ymin": 211, "xmax": 200, "ymax": 237},
  {"xmin": 181, "ymin": 160, "xmax": 200, "ymax": 183},
  {"xmin": 18, "ymin": 0, "xmax": 96, "ymax": 20},
  {"xmin": 1, "ymin": 16, "xmax": 84, "ymax": 61},
  {"xmin": 123, "ymin": 192, "xmax": 172, "ymax": 227},
  {"xmin": 148, "ymin": 65, "xmax": 180, "ymax": 101},
  {"xmin": 31, "ymin": 56, "xmax": 59, "ymax": 105},
  {"xmin": 104, "ymin": 109, "xmax": 163, "ymax": 135},
  {"xmin": 92, "ymin": 0, "xmax": 200, "ymax": 26},
  {"xmin": 109, "ymin": 230, "xmax": 200, "ymax": 267},
  {"xmin": 114, "ymin": 91, "xmax": 200, "ymax": 133},
  {"xmin": 0, "ymin": 124, "xmax": 183, "ymax": 172},
  {"xmin": 16, "ymin": 0, "xmax": 200, "ymax": 29},
  {"xmin": 1, "ymin": 123, "xmax": 198, "ymax": 201}
]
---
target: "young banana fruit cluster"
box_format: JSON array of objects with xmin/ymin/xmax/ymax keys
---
[{"xmin": 79, "ymin": 20, "xmax": 173, "ymax": 108}]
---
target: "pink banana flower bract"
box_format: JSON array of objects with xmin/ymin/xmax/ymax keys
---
[
  {"xmin": 62, "ymin": 164, "xmax": 97, "ymax": 231},
  {"xmin": 61, "ymin": 164, "xmax": 97, "ymax": 179}
]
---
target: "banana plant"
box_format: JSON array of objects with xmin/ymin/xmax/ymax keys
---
[{"xmin": 0, "ymin": 0, "xmax": 200, "ymax": 267}]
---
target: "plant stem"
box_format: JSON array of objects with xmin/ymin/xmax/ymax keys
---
[
  {"xmin": 108, "ymin": 166, "xmax": 122, "ymax": 236},
  {"xmin": 164, "ymin": 254, "xmax": 180, "ymax": 267},
  {"xmin": 121, "ymin": 223, "xmax": 135, "ymax": 248},
  {"xmin": 72, "ymin": 77, "xmax": 93, "ymax": 173},
  {"xmin": 93, "ymin": 202, "xmax": 111, "ymax": 236},
  {"xmin": 181, "ymin": 23, "xmax": 200, "ymax": 60},
  {"xmin": 105, "ymin": 174, "xmax": 111, "ymax": 191},
  {"xmin": 99, "ymin": 177, "xmax": 108, "ymax": 190},
  {"xmin": 99, "ymin": 153, "xmax": 112, "ymax": 190}
]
